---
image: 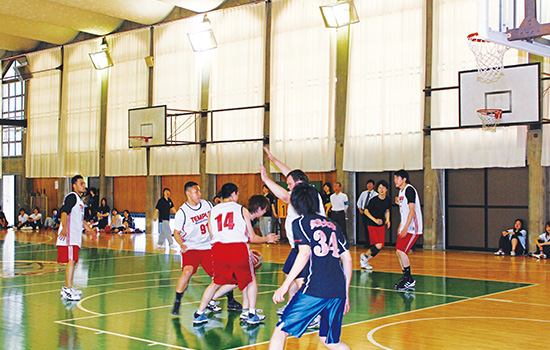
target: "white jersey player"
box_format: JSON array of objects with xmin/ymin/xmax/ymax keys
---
[{"xmin": 57, "ymin": 175, "xmax": 95, "ymax": 301}]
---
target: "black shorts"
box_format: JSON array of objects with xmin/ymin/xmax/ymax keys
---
[{"xmin": 282, "ymin": 247, "xmax": 309, "ymax": 279}]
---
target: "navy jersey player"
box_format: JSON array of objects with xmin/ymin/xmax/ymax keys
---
[{"xmin": 269, "ymin": 184, "xmax": 352, "ymax": 350}]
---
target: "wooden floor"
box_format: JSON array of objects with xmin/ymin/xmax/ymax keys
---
[{"xmin": 1, "ymin": 228, "xmax": 548, "ymax": 349}]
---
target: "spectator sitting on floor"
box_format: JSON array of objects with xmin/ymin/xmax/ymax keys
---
[
  {"xmin": 0, "ymin": 205, "xmax": 9, "ymax": 228},
  {"xmin": 120, "ymin": 210, "xmax": 135, "ymax": 234},
  {"xmin": 495, "ymin": 219, "xmax": 527, "ymax": 256},
  {"xmin": 16, "ymin": 208, "xmax": 29, "ymax": 229},
  {"xmin": 110, "ymin": 208, "xmax": 124, "ymax": 233},
  {"xmin": 532, "ymin": 221, "xmax": 550, "ymax": 259},
  {"xmin": 44, "ymin": 208, "xmax": 60, "ymax": 230},
  {"xmin": 27, "ymin": 207, "xmax": 43, "ymax": 230}
]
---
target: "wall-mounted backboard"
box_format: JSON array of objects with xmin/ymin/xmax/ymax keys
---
[
  {"xmin": 128, "ymin": 105, "xmax": 167, "ymax": 148},
  {"xmin": 459, "ymin": 63, "xmax": 540, "ymax": 127}
]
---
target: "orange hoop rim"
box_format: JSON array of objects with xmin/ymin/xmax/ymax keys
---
[
  {"xmin": 467, "ymin": 32, "xmax": 488, "ymax": 43},
  {"xmin": 477, "ymin": 108, "xmax": 503, "ymax": 119},
  {"xmin": 129, "ymin": 136, "xmax": 150, "ymax": 142}
]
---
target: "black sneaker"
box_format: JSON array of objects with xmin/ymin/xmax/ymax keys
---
[
  {"xmin": 227, "ymin": 298, "xmax": 242, "ymax": 311},
  {"xmin": 395, "ymin": 277, "xmax": 416, "ymax": 291},
  {"xmin": 171, "ymin": 301, "xmax": 181, "ymax": 316},
  {"xmin": 394, "ymin": 276, "xmax": 406, "ymax": 289}
]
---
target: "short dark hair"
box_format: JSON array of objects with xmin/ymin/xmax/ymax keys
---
[
  {"xmin": 335, "ymin": 182, "xmax": 342, "ymax": 187},
  {"xmin": 376, "ymin": 180, "xmax": 389, "ymax": 191},
  {"xmin": 220, "ymin": 183, "xmax": 238, "ymax": 199},
  {"xmin": 248, "ymin": 195, "xmax": 269, "ymax": 215},
  {"xmin": 19, "ymin": 208, "xmax": 25, "ymax": 213},
  {"xmin": 112, "ymin": 208, "xmax": 118, "ymax": 214},
  {"xmin": 287, "ymin": 169, "xmax": 309, "ymax": 184},
  {"xmin": 367, "ymin": 179, "xmax": 375, "ymax": 185},
  {"xmin": 71, "ymin": 175, "xmax": 83, "ymax": 186},
  {"xmin": 394, "ymin": 170, "xmax": 409, "ymax": 183},
  {"xmin": 34, "ymin": 207, "xmax": 40, "ymax": 212},
  {"xmin": 162, "ymin": 187, "xmax": 170, "ymax": 194},
  {"xmin": 184, "ymin": 182, "xmax": 198, "ymax": 193},
  {"xmin": 52, "ymin": 208, "xmax": 58, "ymax": 213},
  {"xmin": 290, "ymin": 183, "xmax": 320, "ymax": 216},
  {"xmin": 123, "ymin": 210, "xmax": 130, "ymax": 215}
]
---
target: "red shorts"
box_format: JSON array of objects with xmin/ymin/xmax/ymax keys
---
[
  {"xmin": 367, "ymin": 225, "xmax": 386, "ymax": 246},
  {"xmin": 181, "ymin": 249, "xmax": 213, "ymax": 277},
  {"xmin": 396, "ymin": 233, "xmax": 420, "ymax": 254},
  {"xmin": 212, "ymin": 242, "xmax": 253, "ymax": 291},
  {"xmin": 57, "ymin": 246, "xmax": 80, "ymax": 263}
]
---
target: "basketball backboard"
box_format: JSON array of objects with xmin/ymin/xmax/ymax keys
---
[
  {"xmin": 479, "ymin": 0, "xmax": 550, "ymax": 57},
  {"xmin": 459, "ymin": 63, "xmax": 540, "ymax": 127},
  {"xmin": 128, "ymin": 105, "xmax": 166, "ymax": 148}
]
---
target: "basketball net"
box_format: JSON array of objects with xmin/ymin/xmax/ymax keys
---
[
  {"xmin": 129, "ymin": 136, "xmax": 149, "ymax": 148},
  {"xmin": 467, "ymin": 33, "xmax": 510, "ymax": 83},
  {"xmin": 477, "ymin": 109, "xmax": 502, "ymax": 132}
]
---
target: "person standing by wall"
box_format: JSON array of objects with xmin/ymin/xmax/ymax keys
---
[
  {"xmin": 330, "ymin": 182, "xmax": 349, "ymax": 240},
  {"xmin": 154, "ymin": 188, "xmax": 176, "ymax": 248}
]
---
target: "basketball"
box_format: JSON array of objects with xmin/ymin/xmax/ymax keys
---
[
  {"xmin": 250, "ymin": 250, "xmax": 263, "ymax": 270},
  {"xmin": 104, "ymin": 225, "xmax": 111, "ymax": 233}
]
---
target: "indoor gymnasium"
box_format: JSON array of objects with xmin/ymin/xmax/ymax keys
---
[{"xmin": 0, "ymin": 0, "xmax": 549, "ymax": 349}]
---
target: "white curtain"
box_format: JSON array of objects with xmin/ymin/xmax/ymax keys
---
[
  {"xmin": 432, "ymin": 126, "xmax": 527, "ymax": 168},
  {"xmin": 206, "ymin": 3, "xmax": 265, "ymax": 174},
  {"xmin": 270, "ymin": 0, "xmax": 336, "ymax": 172},
  {"xmin": 26, "ymin": 48, "xmax": 62, "ymax": 177},
  {"xmin": 62, "ymin": 40, "xmax": 101, "ymax": 177},
  {"xmin": 344, "ymin": 0, "xmax": 424, "ymax": 171},
  {"xmin": 430, "ymin": 0, "xmax": 527, "ymax": 169},
  {"xmin": 105, "ymin": 28, "xmax": 149, "ymax": 176},
  {"xmin": 151, "ymin": 17, "xmax": 201, "ymax": 175},
  {"xmin": 542, "ymin": 124, "xmax": 550, "ymax": 166}
]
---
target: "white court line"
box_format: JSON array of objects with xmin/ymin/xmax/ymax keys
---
[
  {"xmin": 60, "ymin": 287, "xmax": 279, "ymax": 322},
  {"xmin": 367, "ymin": 316, "xmax": 550, "ymax": 350},
  {"xmin": 54, "ymin": 320, "xmax": 193, "ymax": 350}
]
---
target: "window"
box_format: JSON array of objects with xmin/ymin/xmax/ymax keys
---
[{"xmin": 1, "ymin": 61, "xmax": 26, "ymax": 157}]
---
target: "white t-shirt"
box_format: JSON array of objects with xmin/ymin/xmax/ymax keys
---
[
  {"xmin": 507, "ymin": 229, "xmax": 527, "ymax": 249},
  {"xmin": 210, "ymin": 201, "xmax": 248, "ymax": 244},
  {"xmin": 56, "ymin": 192, "xmax": 85, "ymax": 247},
  {"xmin": 18, "ymin": 214, "xmax": 28, "ymax": 224},
  {"xmin": 30, "ymin": 213, "xmax": 42, "ymax": 222},
  {"xmin": 174, "ymin": 200, "xmax": 213, "ymax": 250},
  {"xmin": 285, "ymin": 192, "xmax": 325, "ymax": 249},
  {"xmin": 330, "ymin": 192, "xmax": 349, "ymax": 211},
  {"xmin": 398, "ymin": 184, "xmax": 423, "ymax": 235},
  {"xmin": 538, "ymin": 232, "xmax": 550, "ymax": 243}
]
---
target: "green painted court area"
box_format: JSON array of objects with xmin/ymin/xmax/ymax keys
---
[{"xmin": 0, "ymin": 242, "xmax": 531, "ymax": 350}]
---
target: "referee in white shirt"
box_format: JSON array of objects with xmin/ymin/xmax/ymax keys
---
[
  {"xmin": 330, "ymin": 182, "xmax": 349, "ymax": 238},
  {"xmin": 357, "ymin": 180, "xmax": 377, "ymax": 246}
]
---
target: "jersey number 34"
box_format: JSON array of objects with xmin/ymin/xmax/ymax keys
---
[{"xmin": 313, "ymin": 230, "xmax": 340, "ymax": 258}]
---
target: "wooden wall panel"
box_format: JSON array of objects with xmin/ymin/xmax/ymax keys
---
[
  {"xmin": 302, "ymin": 171, "xmax": 338, "ymax": 187},
  {"xmin": 32, "ymin": 178, "xmax": 59, "ymax": 216},
  {"xmin": 161, "ymin": 175, "xmax": 202, "ymax": 208},
  {"xmin": 113, "ymin": 177, "xmax": 147, "ymax": 213},
  {"xmin": 217, "ymin": 174, "xmax": 263, "ymax": 207}
]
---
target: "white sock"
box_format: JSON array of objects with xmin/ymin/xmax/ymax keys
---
[{"xmin": 249, "ymin": 308, "xmax": 256, "ymax": 315}]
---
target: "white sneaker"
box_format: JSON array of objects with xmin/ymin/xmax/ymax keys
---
[
  {"xmin": 240, "ymin": 309, "xmax": 265, "ymax": 321},
  {"xmin": 494, "ymin": 250, "xmax": 504, "ymax": 256},
  {"xmin": 71, "ymin": 287, "xmax": 82, "ymax": 296},
  {"xmin": 307, "ymin": 315, "xmax": 321, "ymax": 329},
  {"xmin": 510, "ymin": 251, "xmax": 516, "ymax": 256},
  {"xmin": 206, "ymin": 300, "xmax": 222, "ymax": 313},
  {"xmin": 360, "ymin": 253, "xmax": 372, "ymax": 269},
  {"xmin": 534, "ymin": 253, "xmax": 547, "ymax": 259},
  {"xmin": 61, "ymin": 286, "xmax": 81, "ymax": 301},
  {"xmin": 276, "ymin": 305, "xmax": 286, "ymax": 316}
]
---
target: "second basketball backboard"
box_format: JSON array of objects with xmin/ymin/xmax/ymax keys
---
[{"xmin": 479, "ymin": 0, "xmax": 550, "ymax": 58}]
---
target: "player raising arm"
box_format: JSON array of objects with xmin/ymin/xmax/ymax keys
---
[{"xmin": 269, "ymin": 183, "xmax": 352, "ymax": 350}]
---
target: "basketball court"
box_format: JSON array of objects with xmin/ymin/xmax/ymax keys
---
[
  {"xmin": 1, "ymin": 229, "xmax": 547, "ymax": 350},
  {"xmin": 2, "ymin": 0, "xmax": 550, "ymax": 349}
]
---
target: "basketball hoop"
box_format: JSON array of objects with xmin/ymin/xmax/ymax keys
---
[
  {"xmin": 477, "ymin": 109, "xmax": 502, "ymax": 132},
  {"xmin": 467, "ymin": 33, "xmax": 510, "ymax": 83},
  {"xmin": 129, "ymin": 136, "xmax": 150, "ymax": 148}
]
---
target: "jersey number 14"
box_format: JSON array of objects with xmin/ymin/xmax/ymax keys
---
[{"xmin": 214, "ymin": 212, "xmax": 235, "ymax": 231}]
